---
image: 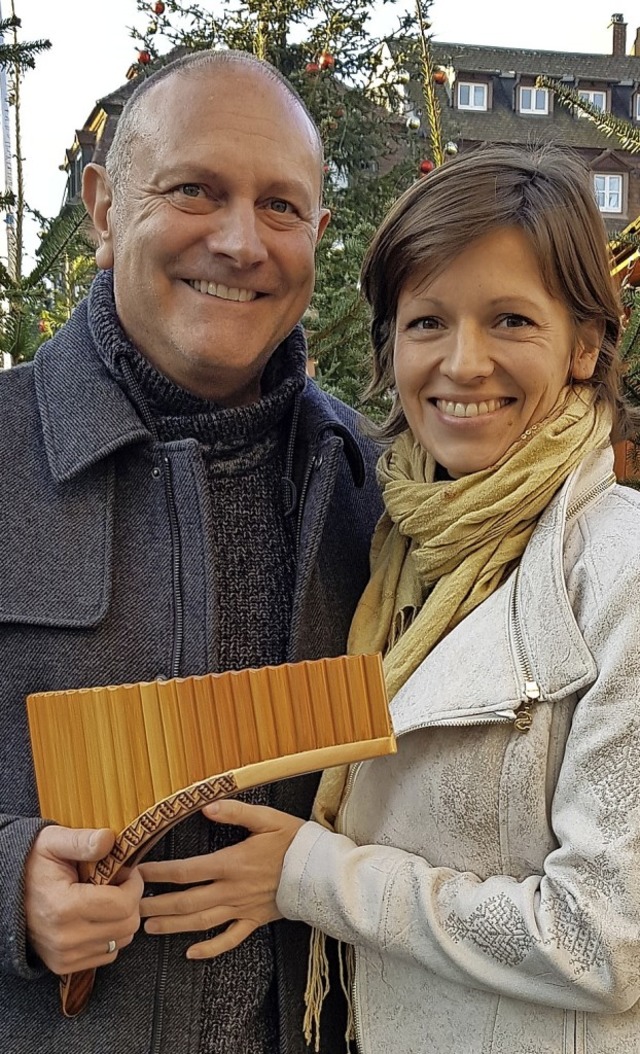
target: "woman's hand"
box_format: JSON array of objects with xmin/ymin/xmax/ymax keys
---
[{"xmin": 138, "ymin": 801, "xmax": 304, "ymax": 958}]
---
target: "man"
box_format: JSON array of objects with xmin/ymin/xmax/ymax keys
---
[{"xmin": 0, "ymin": 50, "xmax": 381, "ymax": 1053}]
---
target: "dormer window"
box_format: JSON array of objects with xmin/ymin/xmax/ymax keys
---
[
  {"xmin": 594, "ymin": 173, "xmax": 623, "ymax": 213},
  {"xmin": 635, "ymin": 94, "xmax": 640, "ymax": 120},
  {"xmin": 457, "ymin": 82, "xmax": 488, "ymax": 111},
  {"xmin": 518, "ymin": 86, "xmax": 549, "ymax": 115},
  {"xmin": 578, "ymin": 89, "xmax": 607, "ymax": 114}
]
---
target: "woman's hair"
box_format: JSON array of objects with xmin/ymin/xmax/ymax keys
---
[{"xmin": 361, "ymin": 143, "xmax": 635, "ymax": 441}]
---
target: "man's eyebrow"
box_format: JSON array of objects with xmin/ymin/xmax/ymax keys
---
[{"xmin": 154, "ymin": 165, "xmax": 314, "ymax": 198}]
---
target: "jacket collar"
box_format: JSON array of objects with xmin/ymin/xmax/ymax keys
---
[
  {"xmin": 35, "ymin": 295, "xmax": 367, "ymax": 487},
  {"xmin": 294, "ymin": 380, "xmax": 366, "ymax": 486},
  {"xmin": 34, "ymin": 299, "xmax": 149, "ymax": 483}
]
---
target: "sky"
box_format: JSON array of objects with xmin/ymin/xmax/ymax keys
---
[{"xmin": 10, "ymin": 0, "xmax": 638, "ymax": 267}]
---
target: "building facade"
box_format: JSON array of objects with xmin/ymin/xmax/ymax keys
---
[{"xmin": 380, "ymin": 13, "xmax": 640, "ymax": 232}]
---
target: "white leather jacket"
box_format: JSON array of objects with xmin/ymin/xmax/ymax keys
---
[{"xmin": 277, "ymin": 447, "xmax": 640, "ymax": 1054}]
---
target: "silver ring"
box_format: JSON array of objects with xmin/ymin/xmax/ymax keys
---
[{"xmin": 106, "ymin": 939, "xmax": 117, "ymax": 955}]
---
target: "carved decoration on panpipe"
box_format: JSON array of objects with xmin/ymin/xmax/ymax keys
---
[
  {"xmin": 26, "ymin": 654, "xmax": 395, "ymax": 1017},
  {"xmin": 91, "ymin": 772, "xmax": 239, "ymax": 883}
]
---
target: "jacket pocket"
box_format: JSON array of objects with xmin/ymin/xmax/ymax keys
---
[{"xmin": 0, "ymin": 463, "xmax": 114, "ymax": 628}]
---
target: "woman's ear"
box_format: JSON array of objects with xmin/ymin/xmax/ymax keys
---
[
  {"xmin": 571, "ymin": 320, "xmax": 604, "ymax": 382},
  {"xmin": 82, "ymin": 164, "xmax": 115, "ymax": 270}
]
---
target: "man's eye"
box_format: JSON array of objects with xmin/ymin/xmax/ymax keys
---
[
  {"xmin": 179, "ymin": 184, "xmax": 203, "ymax": 198},
  {"xmin": 268, "ymin": 199, "xmax": 294, "ymax": 214}
]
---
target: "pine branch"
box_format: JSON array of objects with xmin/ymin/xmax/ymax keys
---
[
  {"xmin": 28, "ymin": 204, "xmax": 88, "ymax": 288},
  {"xmin": 414, "ymin": 0, "xmax": 443, "ymax": 166},
  {"xmin": 610, "ymin": 229, "xmax": 640, "ymax": 251},
  {"xmin": 0, "ymin": 19, "xmax": 50, "ymax": 71},
  {"xmin": 307, "ymin": 292, "xmax": 368, "ymax": 352},
  {"xmin": 536, "ymin": 76, "xmax": 640, "ymax": 153}
]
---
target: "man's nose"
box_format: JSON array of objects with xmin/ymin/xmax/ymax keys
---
[
  {"xmin": 440, "ymin": 323, "xmax": 494, "ymax": 383},
  {"xmin": 204, "ymin": 203, "xmax": 269, "ymax": 268}
]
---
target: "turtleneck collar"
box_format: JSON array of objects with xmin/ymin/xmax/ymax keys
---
[{"xmin": 87, "ymin": 268, "xmax": 308, "ymax": 452}]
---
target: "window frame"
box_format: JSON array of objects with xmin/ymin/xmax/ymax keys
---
[
  {"xmin": 593, "ymin": 172, "xmax": 624, "ymax": 214},
  {"xmin": 457, "ymin": 81, "xmax": 488, "ymax": 111},
  {"xmin": 518, "ymin": 85, "xmax": 550, "ymax": 115},
  {"xmin": 577, "ymin": 89, "xmax": 608, "ymax": 116}
]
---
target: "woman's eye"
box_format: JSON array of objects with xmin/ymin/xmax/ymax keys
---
[
  {"xmin": 499, "ymin": 314, "xmax": 533, "ymax": 328},
  {"xmin": 410, "ymin": 317, "xmax": 441, "ymax": 331}
]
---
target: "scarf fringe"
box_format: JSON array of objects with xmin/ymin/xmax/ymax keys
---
[
  {"xmin": 303, "ymin": 930, "xmax": 356, "ymax": 1052},
  {"xmin": 303, "ymin": 927, "xmax": 330, "ymax": 1052}
]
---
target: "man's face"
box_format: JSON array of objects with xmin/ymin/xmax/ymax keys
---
[{"xmin": 84, "ymin": 67, "xmax": 330, "ymax": 405}]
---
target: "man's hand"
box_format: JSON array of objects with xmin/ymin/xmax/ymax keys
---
[
  {"xmin": 25, "ymin": 826, "xmax": 143, "ymax": 975},
  {"xmin": 139, "ymin": 801, "xmax": 304, "ymax": 959}
]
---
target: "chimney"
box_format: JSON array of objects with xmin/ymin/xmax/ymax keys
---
[
  {"xmin": 633, "ymin": 26, "xmax": 640, "ymax": 55},
  {"xmin": 610, "ymin": 13, "xmax": 627, "ymax": 55}
]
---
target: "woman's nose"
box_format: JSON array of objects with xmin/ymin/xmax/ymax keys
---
[{"xmin": 440, "ymin": 324, "xmax": 494, "ymax": 382}]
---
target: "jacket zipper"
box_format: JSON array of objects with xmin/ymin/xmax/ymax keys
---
[
  {"xmin": 295, "ymin": 452, "xmax": 320, "ymax": 553},
  {"xmin": 149, "ymin": 454, "xmax": 184, "ymax": 1054},
  {"xmin": 509, "ymin": 565, "xmax": 541, "ymax": 733},
  {"xmin": 163, "ymin": 454, "xmax": 184, "ymax": 680}
]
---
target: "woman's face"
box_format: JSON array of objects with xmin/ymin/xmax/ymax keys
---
[{"xmin": 393, "ymin": 226, "xmax": 600, "ymax": 478}]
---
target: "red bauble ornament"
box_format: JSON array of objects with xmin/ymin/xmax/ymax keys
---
[
  {"xmin": 37, "ymin": 319, "xmax": 48, "ymax": 333},
  {"xmin": 318, "ymin": 51, "xmax": 335, "ymax": 70},
  {"xmin": 305, "ymin": 61, "xmax": 320, "ymax": 74},
  {"xmin": 153, "ymin": 1, "xmax": 165, "ymax": 13},
  {"xmin": 419, "ymin": 159, "xmax": 435, "ymax": 174},
  {"xmin": 323, "ymin": 163, "xmax": 330, "ymax": 173},
  {"xmin": 138, "ymin": 50, "xmax": 152, "ymax": 64},
  {"xmin": 433, "ymin": 69, "xmax": 446, "ymax": 85}
]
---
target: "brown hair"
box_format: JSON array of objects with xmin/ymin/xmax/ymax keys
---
[{"xmin": 361, "ymin": 143, "xmax": 635, "ymax": 441}]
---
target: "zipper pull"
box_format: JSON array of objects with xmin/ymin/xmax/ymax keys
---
[{"xmin": 514, "ymin": 680, "xmax": 540, "ymax": 733}]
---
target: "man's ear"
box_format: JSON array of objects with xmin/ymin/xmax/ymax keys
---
[
  {"xmin": 571, "ymin": 320, "xmax": 604, "ymax": 382},
  {"xmin": 82, "ymin": 164, "xmax": 115, "ymax": 269},
  {"xmin": 315, "ymin": 208, "xmax": 331, "ymax": 245}
]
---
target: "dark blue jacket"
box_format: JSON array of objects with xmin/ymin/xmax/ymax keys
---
[{"xmin": 0, "ymin": 298, "xmax": 382, "ymax": 1054}]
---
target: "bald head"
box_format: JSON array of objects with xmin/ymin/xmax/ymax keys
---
[{"xmin": 106, "ymin": 50, "xmax": 324, "ymax": 193}]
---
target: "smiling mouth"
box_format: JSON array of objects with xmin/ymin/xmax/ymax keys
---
[
  {"xmin": 434, "ymin": 398, "xmax": 513, "ymax": 418},
  {"xmin": 187, "ymin": 279, "xmax": 260, "ymax": 302}
]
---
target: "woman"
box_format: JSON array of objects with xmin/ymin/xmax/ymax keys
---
[{"xmin": 140, "ymin": 145, "xmax": 640, "ymax": 1053}]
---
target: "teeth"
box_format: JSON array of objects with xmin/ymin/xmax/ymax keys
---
[
  {"xmin": 436, "ymin": 398, "xmax": 510, "ymax": 418},
  {"xmin": 188, "ymin": 280, "xmax": 257, "ymax": 302}
]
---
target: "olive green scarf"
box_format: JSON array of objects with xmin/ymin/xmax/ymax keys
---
[{"xmin": 303, "ymin": 385, "xmax": 612, "ymax": 1049}]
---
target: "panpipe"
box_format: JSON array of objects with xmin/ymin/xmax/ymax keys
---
[{"xmin": 26, "ymin": 654, "xmax": 395, "ymax": 1017}]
